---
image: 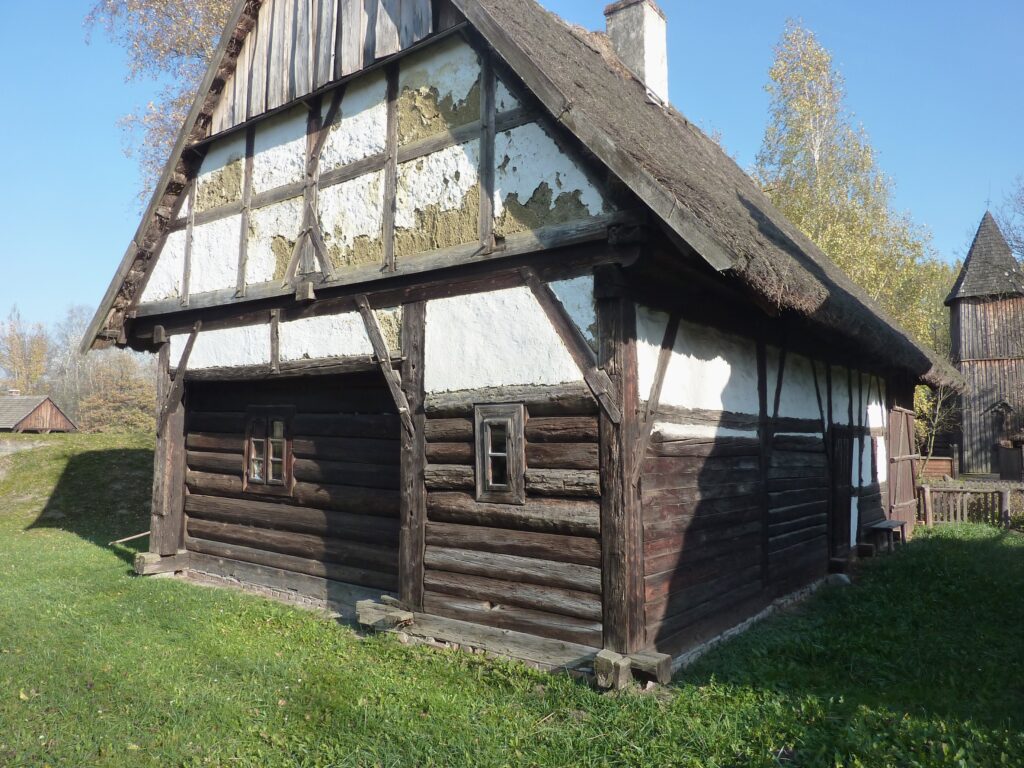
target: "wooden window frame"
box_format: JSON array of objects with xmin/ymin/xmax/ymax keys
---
[
  {"xmin": 243, "ymin": 406, "xmax": 295, "ymax": 497},
  {"xmin": 474, "ymin": 403, "xmax": 525, "ymax": 505}
]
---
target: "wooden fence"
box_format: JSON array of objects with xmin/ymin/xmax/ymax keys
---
[{"xmin": 918, "ymin": 484, "xmax": 1021, "ymax": 528}]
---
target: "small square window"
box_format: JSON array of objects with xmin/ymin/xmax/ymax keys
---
[
  {"xmin": 244, "ymin": 409, "xmax": 294, "ymax": 496},
  {"xmin": 475, "ymin": 404, "xmax": 525, "ymax": 504}
]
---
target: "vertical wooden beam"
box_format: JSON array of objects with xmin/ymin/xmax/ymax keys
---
[
  {"xmin": 825, "ymin": 363, "xmax": 834, "ymax": 554},
  {"xmin": 270, "ymin": 308, "xmax": 281, "ymax": 373},
  {"xmin": 756, "ymin": 339, "xmax": 770, "ymax": 587},
  {"xmin": 307, "ymin": 88, "xmax": 344, "ymax": 281},
  {"xmin": 180, "ymin": 182, "xmax": 196, "ymax": 306},
  {"xmin": 382, "ymin": 65, "xmax": 400, "ymax": 272},
  {"xmin": 630, "ymin": 312, "xmax": 680, "ymax": 486},
  {"xmin": 149, "ymin": 342, "xmax": 187, "ymax": 557},
  {"xmin": 478, "ymin": 52, "xmax": 496, "ymax": 250},
  {"xmin": 596, "ymin": 266, "xmax": 642, "ymax": 654},
  {"xmin": 399, "ymin": 300, "xmax": 427, "ymax": 610},
  {"xmin": 235, "ymin": 126, "xmax": 256, "ymax": 297}
]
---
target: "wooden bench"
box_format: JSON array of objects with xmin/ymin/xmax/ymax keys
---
[{"xmin": 866, "ymin": 519, "xmax": 907, "ymax": 552}]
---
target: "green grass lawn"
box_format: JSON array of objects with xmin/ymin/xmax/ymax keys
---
[{"xmin": 1, "ymin": 434, "xmax": 1022, "ymax": 767}]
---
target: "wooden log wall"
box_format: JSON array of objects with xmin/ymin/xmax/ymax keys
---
[
  {"xmin": 182, "ymin": 372, "xmax": 402, "ymax": 593},
  {"xmin": 952, "ymin": 297, "xmax": 1024, "ymax": 474},
  {"xmin": 641, "ymin": 419, "xmax": 829, "ymax": 653},
  {"xmin": 420, "ymin": 388, "xmax": 603, "ymax": 647}
]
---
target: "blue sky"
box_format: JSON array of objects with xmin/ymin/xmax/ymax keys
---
[{"xmin": 1, "ymin": 0, "xmax": 1021, "ymax": 328}]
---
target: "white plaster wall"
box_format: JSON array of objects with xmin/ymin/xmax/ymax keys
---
[
  {"xmin": 252, "ymin": 106, "xmax": 307, "ymax": 194},
  {"xmin": 395, "ymin": 141, "xmax": 480, "ymax": 229},
  {"xmin": 424, "ymin": 287, "xmax": 582, "ymax": 393},
  {"xmin": 141, "ymin": 229, "xmax": 187, "ymax": 303},
  {"xmin": 321, "ymin": 71, "xmax": 388, "ymax": 170},
  {"xmin": 246, "ymin": 197, "xmax": 305, "ymax": 285},
  {"xmin": 495, "ymin": 77, "xmax": 520, "ymax": 112},
  {"xmin": 197, "ymin": 132, "xmax": 246, "ymax": 203},
  {"xmin": 170, "ymin": 324, "xmax": 271, "ymax": 370},
  {"xmin": 398, "ymin": 36, "xmax": 480, "ymax": 112},
  {"xmin": 636, "ymin": 308, "xmax": 761, "ymax": 415},
  {"xmin": 876, "ymin": 437, "xmax": 888, "ymax": 484},
  {"xmin": 830, "ymin": 365, "xmax": 852, "ymax": 425},
  {"xmin": 493, "ymin": 122, "xmax": 607, "ymax": 219},
  {"xmin": 550, "ymin": 276, "xmax": 596, "ymax": 349},
  {"xmin": 189, "ymin": 215, "xmax": 242, "ymax": 295},
  {"xmin": 849, "ymin": 496, "xmax": 859, "ymax": 550},
  {"xmin": 279, "ymin": 313, "xmax": 372, "ymax": 362},
  {"xmin": 768, "ymin": 350, "xmax": 824, "ymax": 421},
  {"xmin": 865, "ymin": 375, "xmax": 887, "ymax": 430},
  {"xmin": 319, "ymin": 170, "xmax": 385, "ymax": 256}
]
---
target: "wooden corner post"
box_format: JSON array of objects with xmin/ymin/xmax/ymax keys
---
[
  {"xmin": 398, "ymin": 301, "xmax": 427, "ymax": 610},
  {"xmin": 149, "ymin": 334, "xmax": 188, "ymax": 558},
  {"xmin": 595, "ymin": 266, "xmax": 643, "ymax": 654}
]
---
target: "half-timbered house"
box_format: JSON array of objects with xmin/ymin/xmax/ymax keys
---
[{"xmin": 85, "ymin": 0, "xmax": 958, "ymax": 676}]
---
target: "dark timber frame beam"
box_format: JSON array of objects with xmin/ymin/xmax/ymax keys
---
[
  {"xmin": 630, "ymin": 312, "xmax": 680, "ymax": 487},
  {"xmin": 399, "ymin": 300, "xmax": 427, "ymax": 610},
  {"xmin": 521, "ymin": 266, "xmax": 622, "ymax": 424},
  {"xmin": 355, "ymin": 294, "xmax": 414, "ymax": 436}
]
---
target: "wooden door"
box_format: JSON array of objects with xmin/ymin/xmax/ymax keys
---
[
  {"xmin": 830, "ymin": 427, "xmax": 854, "ymax": 557},
  {"xmin": 888, "ymin": 406, "xmax": 919, "ymax": 533}
]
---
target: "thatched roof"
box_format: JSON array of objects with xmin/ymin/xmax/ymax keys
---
[
  {"xmin": 456, "ymin": 0, "xmax": 960, "ymax": 388},
  {"xmin": 0, "ymin": 396, "xmax": 49, "ymax": 430},
  {"xmin": 83, "ymin": 0, "xmax": 959, "ymax": 388},
  {"xmin": 946, "ymin": 212, "xmax": 1024, "ymax": 304}
]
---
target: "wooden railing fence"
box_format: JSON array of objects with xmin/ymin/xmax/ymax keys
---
[{"xmin": 918, "ymin": 484, "xmax": 1022, "ymax": 528}]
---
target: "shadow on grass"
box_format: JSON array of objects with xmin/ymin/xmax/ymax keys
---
[
  {"xmin": 680, "ymin": 526, "xmax": 1024, "ymax": 731},
  {"xmin": 27, "ymin": 448, "xmax": 154, "ymax": 567}
]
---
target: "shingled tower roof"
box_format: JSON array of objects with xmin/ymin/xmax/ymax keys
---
[{"xmin": 946, "ymin": 212, "xmax": 1024, "ymax": 304}]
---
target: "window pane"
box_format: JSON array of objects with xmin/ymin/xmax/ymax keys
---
[
  {"xmin": 271, "ymin": 420, "xmax": 285, "ymax": 439},
  {"xmin": 269, "ymin": 458, "xmax": 283, "ymax": 483},
  {"xmin": 269, "ymin": 438, "xmax": 284, "ymax": 461},
  {"xmin": 250, "ymin": 457, "xmax": 264, "ymax": 482},
  {"xmin": 489, "ymin": 421, "xmax": 507, "ymax": 454},
  {"xmin": 490, "ymin": 455, "xmax": 508, "ymax": 487}
]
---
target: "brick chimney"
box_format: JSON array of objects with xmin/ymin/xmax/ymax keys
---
[{"xmin": 603, "ymin": 0, "xmax": 669, "ymax": 104}]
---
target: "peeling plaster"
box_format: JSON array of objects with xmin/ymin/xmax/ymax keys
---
[
  {"xmin": 141, "ymin": 229, "xmax": 187, "ymax": 303},
  {"xmin": 637, "ymin": 308, "xmax": 761, "ymax": 415},
  {"xmin": 550, "ymin": 276, "xmax": 597, "ymax": 351},
  {"xmin": 247, "ymin": 197, "xmax": 304, "ymax": 284},
  {"xmin": 374, "ymin": 307, "xmax": 403, "ymax": 352},
  {"xmin": 398, "ymin": 36, "xmax": 480, "ymax": 144},
  {"xmin": 195, "ymin": 132, "xmax": 246, "ymax": 212},
  {"xmin": 495, "ymin": 76, "xmax": 521, "ymax": 112},
  {"xmin": 321, "ymin": 72, "xmax": 388, "ymax": 170},
  {"xmin": 252, "ymin": 106, "xmax": 308, "ymax": 194},
  {"xmin": 424, "ymin": 287, "xmax": 582, "ymax": 393},
  {"xmin": 319, "ymin": 170, "xmax": 385, "ymax": 268},
  {"xmin": 279, "ymin": 313, "xmax": 372, "ymax": 362},
  {"xmin": 395, "ymin": 141, "xmax": 480, "ymax": 256},
  {"xmin": 189, "ymin": 215, "xmax": 243, "ymax": 295},
  {"xmin": 170, "ymin": 325, "xmax": 271, "ymax": 370},
  {"xmin": 494, "ymin": 122, "xmax": 608, "ymax": 236}
]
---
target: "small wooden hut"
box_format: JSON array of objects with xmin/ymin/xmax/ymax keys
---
[
  {"xmin": 946, "ymin": 212, "xmax": 1024, "ymax": 475},
  {"xmin": 0, "ymin": 394, "xmax": 77, "ymax": 433},
  {"xmin": 83, "ymin": 0, "xmax": 957, "ymax": 676}
]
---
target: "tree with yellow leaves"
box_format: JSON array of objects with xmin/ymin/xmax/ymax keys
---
[{"xmin": 0, "ymin": 308, "xmax": 50, "ymax": 395}]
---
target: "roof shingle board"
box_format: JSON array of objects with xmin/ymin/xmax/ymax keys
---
[
  {"xmin": 0, "ymin": 396, "xmax": 48, "ymax": 429},
  {"xmin": 946, "ymin": 212, "xmax": 1024, "ymax": 303}
]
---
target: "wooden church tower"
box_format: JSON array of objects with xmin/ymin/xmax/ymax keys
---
[{"xmin": 947, "ymin": 212, "xmax": 1024, "ymax": 474}]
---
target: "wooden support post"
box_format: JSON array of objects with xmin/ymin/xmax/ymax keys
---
[
  {"xmin": 596, "ymin": 266, "xmax": 642, "ymax": 654},
  {"xmin": 756, "ymin": 339, "xmax": 771, "ymax": 584},
  {"xmin": 923, "ymin": 485, "xmax": 934, "ymax": 527},
  {"xmin": 180, "ymin": 182, "xmax": 196, "ymax": 306},
  {"xmin": 478, "ymin": 53, "xmax": 496, "ymax": 250},
  {"xmin": 149, "ymin": 342, "xmax": 187, "ymax": 557},
  {"xmin": 399, "ymin": 301, "xmax": 427, "ymax": 611},
  {"xmin": 355, "ymin": 295, "xmax": 414, "ymax": 436},
  {"xmin": 235, "ymin": 126, "xmax": 255, "ymax": 297},
  {"xmin": 594, "ymin": 649, "xmax": 631, "ymax": 690},
  {"xmin": 1001, "ymin": 489, "xmax": 1011, "ymax": 529},
  {"xmin": 382, "ymin": 65, "xmax": 400, "ymax": 272}
]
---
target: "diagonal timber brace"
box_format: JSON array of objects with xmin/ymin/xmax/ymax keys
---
[{"xmin": 355, "ymin": 295, "xmax": 414, "ymax": 436}]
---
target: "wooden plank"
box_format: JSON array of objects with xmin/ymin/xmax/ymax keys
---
[
  {"xmin": 292, "ymin": 0, "xmax": 314, "ymax": 98},
  {"xmin": 188, "ymin": 542, "xmax": 397, "ymax": 593},
  {"xmin": 235, "ymin": 128, "xmax": 256, "ymax": 296},
  {"xmin": 374, "ymin": 0, "xmax": 401, "ymax": 58},
  {"xmin": 185, "ymin": 493, "xmax": 399, "ymax": 543},
  {"xmin": 424, "ymin": 464, "xmax": 601, "ymax": 499},
  {"xmin": 180, "ymin": 181, "xmax": 196, "ymax": 306},
  {"xmin": 291, "ymin": 435, "xmax": 398, "ymax": 464},
  {"xmin": 248, "ymin": 3, "xmax": 271, "ymax": 118},
  {"xmin": 521, "ymin": 266, "xmax": 622, "ymax": 423},
  {"xmin": 478, "ymin": 51, "xmax": 496, "ymax": 249},
  {"xmin": 399, "ymin": 300, "xmax": 427, "ymax": 610},
  {"xmin": 425, "ymin": 383, "xmax": 596, "ymax": 418},
  {"xmin": 525, "ymin": 416, "xmax": 599, "ymax": 443},
  {"xmin": 338, "ymin": 0, "xmax": 365, "ymax": 77},
  {"xmin": 312, "ymin": 0, "xmax": 337, "ymax": 88},
  {"xmin": 381, "ymin": 65, "xmax": 400, "ymax": 270},
  {"xmin": 356, "ymin": 294, "xmax": 414, "ymax": 435},
  {"xmin": 134, "ymin": 551, "xmax": 190, "ymax": 576},
  {"xmin": 293, "ymin": 456, "xmax": 400, "ymax": 488},
  {"xmin": 427, "ymin": 491, "xmax": 600, "ymax": 537},
  {"xmin": 425, "ymin": 546, "xmax": 601, "ymax": 594},
  {"xmin": 149, "ymin": 343, "xmax": 187, "ymax": 556},
  {"xmin": 424, "ymin": 570, "xmax": 601, "ymax": 621},
  {"xmin": 425, "ymin": 520, "xmax": 600, "ymax": 566}
]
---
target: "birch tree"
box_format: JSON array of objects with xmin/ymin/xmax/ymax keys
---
[{"xmin": 0, "ymin": 308, "xmax": 50, "ymax": 395}]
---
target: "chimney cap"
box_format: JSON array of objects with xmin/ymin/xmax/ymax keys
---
[{"xmin": 603, "ymin": 0, "xmax": 666, "ymax": 22}]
